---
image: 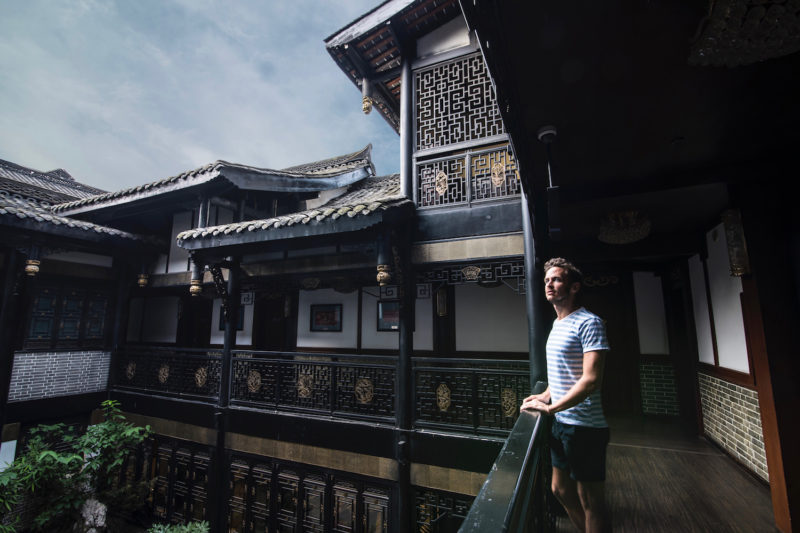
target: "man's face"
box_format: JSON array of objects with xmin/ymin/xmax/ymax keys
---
[{"xmin": 544, "ymin": 266, "xmax": 578, "ymax": 305}]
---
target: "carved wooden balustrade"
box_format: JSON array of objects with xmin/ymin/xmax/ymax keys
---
[{"xmin": 112, "ymin": 347, "xmax": 530, "ymax": 435}]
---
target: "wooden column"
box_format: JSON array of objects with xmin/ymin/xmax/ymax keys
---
[
  {"xmin": 738, "ymin": 182, "xmax": 799, "ymax": 533},
  {"xmin": 0, "ymin": 249, "xmax": 23, "ymax": 433},
  {"xmin": 395, "ymin": 233, "xmax": 414, "ymax": 533},
  {"xmin": 399, "ymin": 57, "xmax": 414, "ymax": 200},
  {"xmin": 521, "ymin": 192, "xmax": 547, "ymax": 393},
  {"xmin": 213, "ymin": 257, "xmax": 240, "ymax": 531}
]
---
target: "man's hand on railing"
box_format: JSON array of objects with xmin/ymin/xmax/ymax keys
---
[{"xmin": 520, "ymin": 387, "xmax": 552, "ymax": 415}]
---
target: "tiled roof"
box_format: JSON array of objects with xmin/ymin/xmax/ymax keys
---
[
  {"xmin": 0, "ymin": 158, "xmax": 105, "ymax": 205},
  {"xmin": 178, "ymin": 174, "xmax": 410, "ymax": 243},
  {"xmin": 0, "ymin": 195, "xmax": 151, "ymax": 243},
  {"xmin": 52, "ymin": 145, "xmax": 375, "ymax": 215}
]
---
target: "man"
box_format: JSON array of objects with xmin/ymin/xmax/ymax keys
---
[{"xmin": 521, "ymin": 257, "xmax": 610, "ymax": 533}]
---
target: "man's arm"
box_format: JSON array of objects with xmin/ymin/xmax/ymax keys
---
[
  {"xmin": 520, "ymin": 386, "xmax": 550, "ymax": 411},
  {"xmin": 520, "ymin": 351, "xmax": 605, "ymax": 415}
]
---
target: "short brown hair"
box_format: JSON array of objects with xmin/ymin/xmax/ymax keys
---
[{"xmin": 543, "ymin": 257, "xmax": 583, "ymax": 286}]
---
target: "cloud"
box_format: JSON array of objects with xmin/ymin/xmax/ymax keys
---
[{"xmin": 0, "ymin": 0, "xmax": 399, "ymax": 191}]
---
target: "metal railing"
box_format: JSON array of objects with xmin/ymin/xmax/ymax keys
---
[{"xmin": 458, "ymin": 410, "xmax": 551, "ymax": 532}]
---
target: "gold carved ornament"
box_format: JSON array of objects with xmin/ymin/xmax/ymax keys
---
[
  {"xmin": 434, "ymin": 171, "xmax": 448, "ymax": 196},
  {"xmin": 355, "ymin": 377, "xmax": 374, "ymax": 405},
  {"xmin": 24, "ymin": 259, "xmax": 40, "ymax": 277},
  {"xmin": 247, "ymin": 370, "xmax": 262, "ymax": 393},
  {"xmin": 125, "ymin": 361, "xmax": 136, "ymax": 381},
  {"xmin": 376, "ymin": 264, "xmax": 392, "ymax": 287},
  {"xmin": 501, "ymin": 388, "xmax": 517, "ymax": 418},
  {"xmin": 194, "ymin": 366, "xmax": 208, "ymax": 388},
  {"xmin": 157, "ymin": 364, "xmax": 170, "ymax": 384},
  {"xmin": 297, "ymin": 372, "xmax": 313, "ymax": 399},
  {"xmin": 461, "ymin": 265, "xmax": 481, "ymax": 281},
  {"xmin": 436, "ymin": 383, "xmax": 451, "ymax": 412},
  {"xmin": 491, "ymin": 160, "xmax": 506, "ymax": 187}
]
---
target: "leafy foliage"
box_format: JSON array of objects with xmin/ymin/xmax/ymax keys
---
[
  {"xmin": 147, "ymin": 521, "xmax": 210, "ymax": 533},
  {"xmin": 0, "ymin": 400, "xmax": 151, "ymax": 532}
]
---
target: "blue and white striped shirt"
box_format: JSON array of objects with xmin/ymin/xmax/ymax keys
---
[{"xmin": 546, "ymin": 307, "xmax": 610, "ymax": 428}]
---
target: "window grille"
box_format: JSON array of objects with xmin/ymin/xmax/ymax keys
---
[{"xmin": 415, "ymin": 53, "xmax": 505, "ymax": 151}]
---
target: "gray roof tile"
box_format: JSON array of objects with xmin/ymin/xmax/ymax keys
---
[{"xmin": 177, "ymin": 174, "xmax": 410, "ymax": 244}]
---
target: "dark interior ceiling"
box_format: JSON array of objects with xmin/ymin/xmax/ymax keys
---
[{"xmin": 462, "ymin": 0, "xmax": 800, "ymax": 257}]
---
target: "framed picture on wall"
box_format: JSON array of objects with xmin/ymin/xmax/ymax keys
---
[
  {"xmin": 377, "ymin": 300, "xmax": 400, "ymax": 331},
  {"xmin": 310, "ymin": 304, "xmax": 342, "ymax": 332}
]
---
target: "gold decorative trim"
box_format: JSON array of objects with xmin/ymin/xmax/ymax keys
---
[
  {"xmin": 491, "ymin": 160, "xmax": 506, "ymax": 187},
  {"xmin": 461, "ymin": 265, "xmax": 481, "ymax": 281},
  {"xmin": 137, "ymin": 273, "xmax": 149, "ymax": 288},
  {"xmin": 436, "ymin": 383, "xmax": 451, "ymax": 412},
  {"xmin": 355, "ymin": 378, "xmax": 374, "ymax": 405},
  {"xmin": 157, "ymin": 364, "xmax": 170, "ymax": 384},
  {"xmin": 189, "ymin": 279, "xmax": 202, "ymax": 296},
  {"xmin": 362, "ymin": 95, "xmax": 374, "ymax": 114},
  {"xmin": 501, "ymin": 388, "xmax": 517, "ymax": 418},
  {"xmin": 194, "ymin": 366, "xmax": 208, "ymax": 388},
  {"xmin": 125, "ymin": 361, "xmax": 136, "ymax": 381},
  {"xmin": 376, "ymin": 264, "xmax": 392, "ymax": 287},
  {"xmin": 247, "ymin": 370, "xmax": 262, "ymax": 393},
  {"xmin": 435, "ymin": 170, "xmax": 448, "ymax": 196},
  {"xmin": 24, "ymin": 259, "xmax": 40, "ymax": 277},
  {"xmin": 411, "ymin": 234, "xmax": 524, "ymax": 264},
  {"xmin": 410, "ymin": 464, "xmax": 487, "ymax": 497},
  {"xmin": 297, "ymin": 372, "xmax": 313, "ymax": 399}
]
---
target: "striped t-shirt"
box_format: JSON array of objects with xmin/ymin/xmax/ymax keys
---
[{"xmin": 546, "ymin": 307, "xmax": 610, "ymax": 428}]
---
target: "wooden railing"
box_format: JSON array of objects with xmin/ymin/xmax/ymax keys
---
[
  {"xmin": 111, "ymin": 347, "xmax": 530, "ymax": 435},
  {"xmin": 458, "ymin": 410, "xmax": 551, "ymax": 532}
]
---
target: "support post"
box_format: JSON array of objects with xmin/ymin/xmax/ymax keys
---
[
  {"xmin": 522, "ymin": 193, "xmax": 547, "ymax": 393},
  {"xmin": 213, "ymin": 257, "xmax": 240, "ymax": 532},
  {"xmin": 399, "ymin": 57, "xmax": 414, "ymax": 201},
  {"xmin": 0, "ymin": 250, "xmax": 23, "ymax": 435},
  {"xmin": 395, "ymin": 233, "xmax": 414, "ymax": 533}
]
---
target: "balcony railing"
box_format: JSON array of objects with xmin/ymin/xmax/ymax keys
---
[
  {"xmin": 230, "ymin": 351, "xmax": 396, "ymax": 422},
  {"xmin": 458, "ymin": 410, "xmax": 551, "ymax": 532},
  {"xmin": 114, "ymin": 347, "xmax": 222, "ymax": 401},
  {"xmin": 112, "ymin": 347, "xmax": 530, "ymax": 435}
]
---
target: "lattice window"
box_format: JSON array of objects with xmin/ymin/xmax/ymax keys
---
[
  {"xmin": 470, "ymin": 149, "xmax": 520, "ymax": 201},
  {"xmin": 415, "ymin": 489, "xmax": 474, "ymax": 532},
  {"xmin": 417, "ymin": 157, "xmax": 468, "ymax": 207},
  {"xmin": 416, "ymin": 145, "xmax": 520, "ymax": 208},
  {"xmin": 415, "ymin": 53, "xmax": 505, "ymax": 151}
]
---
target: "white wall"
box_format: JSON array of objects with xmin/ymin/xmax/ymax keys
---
[
  {"xmin": 126, "ymin": 297, "xmax": 145, "ymax": 342},
  {"xmin": 0, "ymin": 441, "xmax": 17, "ymax": 471},
  {"xmin": 168, "ymin": 211, "xmax": 193, "ymax": 273},
  {"xmin": 455, "ymin": 284, "xmax": 528, "ymax": 353},
  {"xmin": 688, "ymin": 254, "xmax": 716, "ymax": 365},
  {"xmin": 705, "ymin": 223, "xmax": 749, "ymax": 373},
  {"xmin": 210, "ymin": 298, "xmax": 254, "ymax": 346},
  {"xmin": 296, "ymin": 288, "xmax": 359, "ymax": 349},
  {"xmin": 632, "ymin": 272, "xmax": 670, "ymax": 355},
  {"xmin": 417, "ymin": 16, "xmax": 471, "ymax": 58},
  {"xmin": 360, "ymin": 288, "xmax": 434, "ymax": 351},
  {"xmin": 141, "ymin": 296, "xmax": 179, "ymax": 344}
]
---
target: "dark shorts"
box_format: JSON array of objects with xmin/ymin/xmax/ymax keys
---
[{"xmin": 550, "ymin": 419, "xmax": 610, "ymax": 482}]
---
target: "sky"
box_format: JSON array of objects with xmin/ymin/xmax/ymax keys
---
[{"xmin": 0, "ymin": 0, "xmax": 399, "ymax": 192}]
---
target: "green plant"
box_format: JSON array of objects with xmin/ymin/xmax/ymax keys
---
[
  {"xmin": 0, "ymin": 400, "xmax": 151, "ymax": 532},
  {"xmin": 147, "ymin": 521, "xmax": 210, "ymax": 533}
]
